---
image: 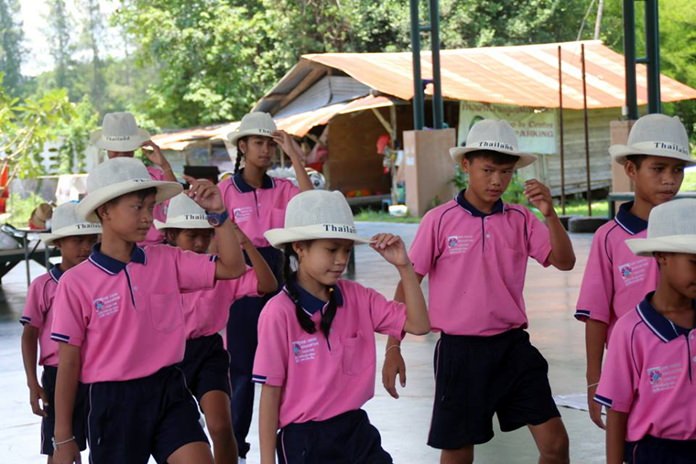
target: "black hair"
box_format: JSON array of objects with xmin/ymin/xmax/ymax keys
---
[
  {"xmin": 465, "ymin": 150, "xmax": 519, "ymax": 166},
  {"xmin": 625, "ymin": 155, "xmax": 647, "ymax": 168},
  {"xmin": 96, "ymin": 187, "xmax": 158, "ymax": 220},
  {"xmin": 163, "ymin": 229, "xmax": 180, "ymax": 245},
  {"xmin": 282, "ymin": 243, "xmax": 338, "ymax": 341},
  {"xmin": 234, "ymin": 137, "xmax": 247, "ymax": 174}
]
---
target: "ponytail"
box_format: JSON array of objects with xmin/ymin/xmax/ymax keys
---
[
  {"xmin": 282, "ymin": 243, "xmax": 339, "ymax": 341},
  {"xmin": 234, "ymin": 138, "xmax": 246, "ymax": 174}
]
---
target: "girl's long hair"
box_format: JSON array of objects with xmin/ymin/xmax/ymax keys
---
[
  {"xmin": 283, "ymin": 243, "xmax": 338, "ymax": 341},
  {"xmin": 234, "ymin": 138, "xmax": 246, "ymax": 174}
]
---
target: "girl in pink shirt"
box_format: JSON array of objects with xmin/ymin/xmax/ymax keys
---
[
  {"xmin": 218, "ymin": 112, "xmax": 314, "ymax": 460},
  {"xmin": 155, "ymin": 193, "xmax": 277, "ymax": 464},
  {"xmin": 253, "ymin": 190, "xmax": 430, "ymax": 464}
]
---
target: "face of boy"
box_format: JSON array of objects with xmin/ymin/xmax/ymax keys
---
[
  {"xmin": 55, "ymin": 235, "xmax": 99, "ymax": 269},
  {"xmin": 626, "ymin": 156, "xmax": 685, "ymax": 206},
  {"xmin": 173, "ymin": 228, "xmax": 214, "ymax": 254},
  {"xmin": 239, "ymin": 136, "xmax": 277, "ymax": 170},
  {"xmin": 461, "ymin": 157, "xmax": 516, "ymax": 207},
  {"xmin": 658, "ymin": 252, "xmax": 696, "ymax": 300},
  {"xmin": 295, "ymin": 239, "xmax": 353, "ymax": 289},
  {"xmin": 99, "ymin": 192, "xmax": 157, "ymax": 242}
]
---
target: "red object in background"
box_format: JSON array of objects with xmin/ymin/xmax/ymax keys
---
[
  {"xmin": 376, "ymin": 134, "xmax": 390, "ymax": 155},
  {"xmin": 0, "ymin": 163, "xmax": 9, "ymax": 213}
]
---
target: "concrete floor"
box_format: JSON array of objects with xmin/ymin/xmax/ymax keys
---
[{"xmin": 0, "ymin": 223, "xmax": 605, "ymax": 463}]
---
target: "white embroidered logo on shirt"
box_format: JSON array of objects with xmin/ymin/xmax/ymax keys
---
[
  {"xmin": 618, "ymin": 259, "xmax": 649, "ymax": 286},
  {"xmin": 93, "ymin": 293, "xmax": 121, "ymax": 318},
  {"xmin": 233, "ymin": 206, "xmax": 253, "ymax": 223},
  {"xmin": 446, "ymin": 235, "xmax": 474, "ymax": 254},
  {"xmin": 292, "ymin": 337, "xmax": 319, "ymax": 363},
  {"xmin": 647, "ymin": 363, "xmax": 682, "ymax": 393}
]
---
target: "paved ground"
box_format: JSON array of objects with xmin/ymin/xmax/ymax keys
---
[{"xmin": 0, "ymin": 222, "xmax": 605, "ymax": 463}]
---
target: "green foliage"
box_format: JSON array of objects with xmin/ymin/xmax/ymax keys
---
[
  {"xmin": 6, "ymin": 192, "xmax": 46, "ymax": 227},
  {"xmin": 0, "ymin": 0, "xmax": 24, "ymax": 95}
]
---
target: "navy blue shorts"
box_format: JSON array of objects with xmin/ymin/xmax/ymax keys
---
[
  {"xmin": 428, "ymin": 329, "xmax": 560, "ymax": 449},
  {"xmin": 86, "ymin": 365, "xmax": 208, "ymax": 464},
  {"xmin": 40, "ymin": 365, "xmax": 88, "ymax": 455},
  {"xmin": 179, "ymin": 333, "xmax": 231, "ymax": 402},
  {"xmin": 625, "ymin": 435, "xmax": 696, "ymax": 463},
  {"xmin": 277, "ymin": 409, "xmax": 392, "ymax": 464}
]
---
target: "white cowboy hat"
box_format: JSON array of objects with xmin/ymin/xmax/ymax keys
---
[
  {"xmin": 449, "ymin": 119, "xmax": 538, "ymax": 168},
  {"xmin": 154, "ymin": 193, "xmax": 210, "ymax": 230},
  {"xmin": 626, "ymin": 199, "xmax": 696, "ymax": 256},
  {"xmin": 39, "ymin": 202, "xmax": 102, "ymax": 246},
  {"xmin": 90, "ymin": 112, "xmax": 151, "ymax": 152},
  {"xmin": 77, "ymin": 157, "xmax": 183, "ymax": 222},
  {"xmin": 609, "ymin": 113, "xmax": 695, "ymax": 166},
  {"xmin": 264, "ymin": 190, "xmax": 371, "ymax": 248},
  {"xmin": 227, "ymin": 112, "xmax": 277, "ymax": 145}
]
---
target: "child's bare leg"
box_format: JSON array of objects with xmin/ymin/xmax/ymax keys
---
[
  {"xmin": 528, "ymin": 417, "xmax": 569, "ymax": 464},
  {"xmin": 440, "ymin": 445, "xmax": 474, "ymax": 464},
  {"xmin": 167, "ymin": 441, "xmax": 214, "ymax": 464},
  {"xmin": 200, "ymin": 390, "xmax": 238, "ymax": 464}
]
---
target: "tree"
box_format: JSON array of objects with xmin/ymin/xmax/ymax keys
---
[
  {"xmin": 0, "ymin": 0, "xmax": 24, "ymax": 95},
  {"xmin": 80, "ymin": 0, "xmax": 107, "ymax": 112},
  {"xmin": 46, "ymin": 0, "xmax": 75, "ymax": 90}
]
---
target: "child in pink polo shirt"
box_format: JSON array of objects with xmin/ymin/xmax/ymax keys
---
[
  {"xmin": 91, "ymin": 111, "xmax": 177, "ymax": 246},
  {"xmin": 219, "ymin": 112, "xmax": 314, "ymax": 461},
  {"xmin": 595, "ymin": 199, "xmax": 696, "ymax": 463},
  {"xmin": 50, "ymin": 157, "xmax": 248, "ymax": 464},
  {"xmin": 154, "ymin": 192, "xmax": 277, "ymax": 464},
  {"xmin": 576, "ymin": 114, "xmax": 694, "ymax": 429},
  {"xmin": 252, "ymin": 190, "xmax": 429, "ymax": 464},
  {"xmin": 21, "ymin": 202, "xmax": 101, "ymax": 463},
  {"xmin": 383, "ymin": 119, "xmax": 576, "ymax": 464}
]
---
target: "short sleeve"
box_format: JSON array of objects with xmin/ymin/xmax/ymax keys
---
[
  {"xmin": 21, "ymin": 278, "xmax": 47, "ymax": 328},
  {"xmin": 525, "ymin": 209, "xmax": 552, "ymax": 266},
  {"xmin": 594, "ymin": 319, "xmax": 638, "ymax": 413},
  {"xmin": 223, "ymin": 267, "xmax": 260, "ymax": 301},
  {"xmin": 277, "ymin": 179, "xmax": 300, "ymax": 205},
  {"xmin": 575, "ymin": 229, "xmax": 613, "ymax": 323},
  {"xmin": 252, "ymin": 296, "xmax": 290, "ymax": 387},
  {"xmin": 50, "ymin": 278, "xmax": 88, "ymax": 347},
  {"xmin": 172, "ymin": 247, "xmax": 217, "ymax": 292},
  {"xmin": 409, "ymin": 210, "xmax": 439, "ymax": 277},
  {"xmin": 364, "ymin": 286, "xmax": 407, "ymax": 340}
]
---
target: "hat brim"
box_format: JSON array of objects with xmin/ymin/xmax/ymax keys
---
[
  {"xmin": 91, "ymin": 128, "xmax": 152, "ymax": 152},
  {"xmin": 227, "ymin": 128, "xmax": 275, "ymax": 145},
  {"xmin": 154, "ymin": 219, "xmax": 211, "ymax": 230},
  {"xmin": 38, "ymin": 223, "xmax": 102, "ymax": 246},
  {"xmin": 609, "ymin": 145, "xmax": 696, "ymax": 166},
  {"xmin": 449, "ymin": 146, "xmax": 538, "ymax": 168},
  {"xmin": 626, "ymin": 235, "xmax": 696, "ymax": 257},
  {"xmin": 264, "ymin": 227, "xmax": 372, "ymax": 249},
  {"xmin": 77, "ymin": 180, "xmax": 183, "ymax": 222}
]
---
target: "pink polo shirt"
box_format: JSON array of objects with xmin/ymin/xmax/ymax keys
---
[
  {"xmin": 252, "ymin": 279, "xmax": 407, "ymax": 428},
  {"xmin": 51, "ymin": 244, "xmax": 216, "ymax": 383},
  {"xmin": 20, "ymin": 267, "xmax": 64, "ymax": 367},
  {"xmin": 183, "ymin": 267, "xmax": 260, "ymax": 339},
  {"xmin": 140, "ymin": 166, "xmax": 169, "ymax": 246},
  {"xmin": 595, "ymin": 295, "xmax": 696, "ymax": 441},
  {"xmin": 575, "ymin": 202, "xmax": 658, "ymax": 342},
  {"xmin": 409, "ymin": 192, "xmax": 552, "ymax": 336},
  {"xmin": 219, "ymin": 170, "xmax": 299, "ymax": 248}
]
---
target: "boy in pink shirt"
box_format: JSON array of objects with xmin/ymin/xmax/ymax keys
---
[
  {"xmin": 50, "ymin": 157, "xmax": 247, "ymax": 464},
  {"xmin": 252, "ymin": 190, "xmax": 430, "ymax": 464},
  {"xmin": 576, "ymin": 114, "xmax": 694, "ymax": 428},
  {"xmin": 383, "ymin": 119, "xmax": 576, "ymax": 464},
  {"xmin": 20, "ymin": 202, "xmax": 101, "ymax": 462},
  {"xmin": 155, "ymin": 192, "xmax": 277, "ymax": 464},
  {"xmin": 219, "ymin": 112, "xmax": 313, "ymax": 461},
  {"xmin": 595, "ymin": 199, "xmax": 696, "ymax": 463}
]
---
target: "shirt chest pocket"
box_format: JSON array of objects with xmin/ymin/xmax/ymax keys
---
[
  {"xmin": 149, "ymin": 293, "xmax": 184, "ymax": 333},
  {"xmin": 341, "ymin": 332, "xmax": 370, "ymax": 376}
]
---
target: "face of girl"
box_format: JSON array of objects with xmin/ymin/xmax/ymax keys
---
[
  {"xmin": 170, "ymin": 228, "xmax": 214, "ymax": 254},
  {"xmin": 98, "ymin": 191, "xmax": 157, "ymax": 243},
  {"xmin": 54, "ymin": 235, "xmax": 99, "ymax": 269},
  {"xmin": 295, "ymin": 239, "xmax": 354, "ymax": 289},
  {"xmin": 239, "ymin": 136, "xmax": 277, "ymax": 170}
]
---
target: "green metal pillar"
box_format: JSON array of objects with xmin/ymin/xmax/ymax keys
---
[
  {"xmin": 410, "ymin": 0, "xmax": 425, "ymax": 130},
  {"xmin": 645, "ymin": 0, "xmax": 661, "ymax": 113},
  {"xmin": 429, "ymin": 0, "xmax": 444, "ymax": 129},
  {"xmin": 622, "ymin": 0, "xmax": 638, "ymax": 119}
]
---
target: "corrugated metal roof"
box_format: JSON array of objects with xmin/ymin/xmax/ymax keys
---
[{"xmin": 258, "ymin": 40, "xmax": 696, "ymax": 111}]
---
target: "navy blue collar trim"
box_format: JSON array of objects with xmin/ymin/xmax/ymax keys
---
[
  {"xmin": 49, "ymin": 265, "xmax": 63, "ymax": 283},
  {"xmin": 287, "ymin": 282, "xmax": 344, "ymax": 315},
  {"xmin": 456, "ymin": 190, "xmax": 504, "ymax": 217},
  {"xmin": 615, "ymin": 201, "xmax": 647, "ymax": 235},
  {"xmin": 88, "ymin": 244, "xmax": 146, "ymax": 275},
  {"xmin": 637, "ymin": 293, "xmax": 695, "ymax": 342},
  {"xmin": 232, "ymin": 169, "xmax": 274, "ymax": 193}
]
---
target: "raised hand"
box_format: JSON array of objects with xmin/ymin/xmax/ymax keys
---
[
  {"xmin": 369, "ymin": 233, "xmax": 409, "ymax": 267},
  {"xmin": 183, "ymin": 176, "xmax": 225, "ymax": 213},
  {"xmin": 524, "ymin": 179, "xmax": 555, "ymax": 217}
]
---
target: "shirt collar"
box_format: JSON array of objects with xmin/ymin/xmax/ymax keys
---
[
  {"xmin": 636, "ymin": 292, "xmax": 695, "ymax": 342},
  {"xmin": 615, "ymin": 201, "xmax": 648, "ymax": 235},
  {"xmin": 286, "ymin": 281, "xmax": 344, "ymax": 315},
  {"xmin": 232, "ymin": 169, "xmax": 274, "ymax": 193},
  {"xmin": 455, "ymin": 190, "xmax": 504, "ymax": 217},
  {"xmin": 49, "ymin": 265, "xmax": 63, "ymax": 283},
  {"xmin": 88, "ymin": 243, "xmax": 147, "ymax": 275}
]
